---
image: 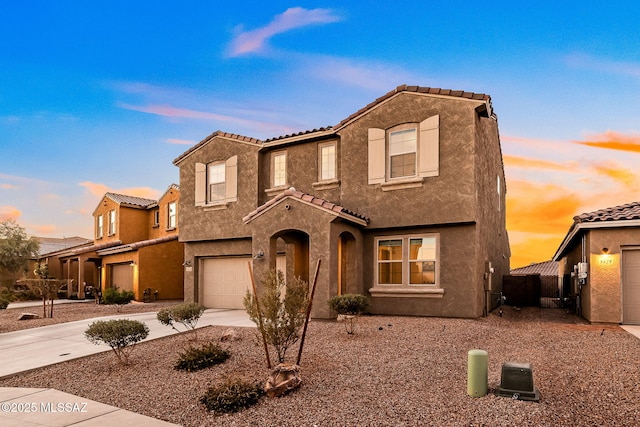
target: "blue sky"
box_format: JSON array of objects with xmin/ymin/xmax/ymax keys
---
[{"xmin": 1, "ymin": 1, "xmax": 640, "ymax": 267}]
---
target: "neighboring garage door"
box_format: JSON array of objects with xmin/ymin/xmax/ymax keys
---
[
  {"xmin": 622, "ymin": 249, "xmax": 640, "ymax": 325},
  {"xmin": 201, "ymin": 256, "xmax": 286, "ymax": 309},
  {"xmin": 111, "ymin": 264, "xmax": 133, "ymax": 292}
]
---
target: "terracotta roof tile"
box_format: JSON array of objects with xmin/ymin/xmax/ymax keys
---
[
  {"xmin": 243, "ymin": 187, "xmax": 369, "ymax": 225},
  {"xmin": 105, "ymin": 193, "xmax": 157, "ymax": 208},
  {"xmin": 574, "ymin": 201, "xmax": 640, "ymax": 224}
]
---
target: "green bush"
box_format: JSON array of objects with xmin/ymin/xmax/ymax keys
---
[
  {"xmin": 0, "ymin": 297, "xmax": 9, "ymax": 309},
  {"xmin": 157, "ymin": 302, "xmax": 206, "ymax": 333},
  {"xmin": 200, "ymin": 378, "xmax": 264, "ymax": 414},
  {"xmin": 328, "ymin": 294, "xmax": 370, "ymax": 315},
  {"xmin": 175, "ymin": 342, "xmax": 230, "ymax": 372},
  {"xmin": 102, "ymin": 287, "xmax": 135, "ymax": 311},
  {"xmin": 84, "ymin": 319, "xmax": 149, "ymax": 364}
]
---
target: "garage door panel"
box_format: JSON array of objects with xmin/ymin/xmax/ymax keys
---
[
  {"xmin": 623, "ymin": 250, "xmax": 640, "ymax": 325},
  {"xmin": 111, "ymin": 264, "xmax": 133, "ymax": 292}
]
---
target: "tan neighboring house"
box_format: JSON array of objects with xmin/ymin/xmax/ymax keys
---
[
  {"xmin": 174, "ymin": 85, "xmax": 510, "ymax": 318},
  {"xmin": 46, "ymin": 185, "xmax": 184, "ymax": 301},
  {"xmin": 553, "ymin": 201, "xmax": 640, "ymax": 324}
]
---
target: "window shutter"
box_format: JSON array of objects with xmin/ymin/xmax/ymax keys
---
[
  {"xmin": 368, "ymin": 128, "xmax": 386, "ymax": 184},
  {"xmin": 225, "ymin": 155, "xmax": 238, "ymax": 202},
  {"xmin": 419, "ymin": 115, "xmax": 439, "ymax": 177},
  {"xmin": 195, "ymin": 163, "xmax": 206, "ymax": 206}
]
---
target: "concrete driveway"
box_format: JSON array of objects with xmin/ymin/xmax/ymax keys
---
[{"xmin": 0, "ymin": 308, "xmax": 254, "ymax": 379}]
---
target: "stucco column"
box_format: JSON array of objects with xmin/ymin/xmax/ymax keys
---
[{"xmin": 78, "ymin": 257, "xmax": 85, "ymax": 299}]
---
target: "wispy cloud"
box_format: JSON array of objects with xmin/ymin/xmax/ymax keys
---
[
  {"xmin": 118, "ymin": 103, "xmax": 295, "ymax": 134},
  {"xmin": 503, "ymin": 154, "xmax": 576, "ymax": 171},
  {"xmin": 592, "ymin": 161, "xmax": 639, "ymax": 187},
  {"xmin": 303, "ymin": 55, "xmax": 419, "ymax": 92},
  {"xmin": 566, "ymin": 53, "xmax": 640, "ymax": 78},
  {"xmin": 573, "ymin": 131, "xmax": 640, "ymax": 153},
  {"xmin": 228, "ymin": 7, "xmax": 342, "ymax": 56},
  {"xmin": 79, "ymin": 181, "xmax": 160, "ymax": 200},
  {"xmin": 166, "ymin": 138, "xmax": 195, "ymax": 145},
  {"xmin": 0, "ymin": 206, "xmax": 22, "ymax": 221}
]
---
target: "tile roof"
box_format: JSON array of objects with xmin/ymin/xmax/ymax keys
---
[
  {"xmin": 105, "ymin": 192, "xmax": 158, "ymax": 208},
  {"xmin": 511, "ymin": 260, "xmax": 558, "ymax": 276},
  {"xmin": 242, "ymin": 187, "xmax": 369, "ymax": 226},
  {"xmin": 573, "ymin": 201, "xmax": 640, "ymax": 224},
  {"xmin": 36, "ymin": 236, "xmax": 93, "ymax": 257},
  {"xmin": 173, "ymin": 85, "xmax": 493, "ymax": 159},
  {"xmin": 96, "ymin": 235, "xmax": 179, "ymax": 255}
]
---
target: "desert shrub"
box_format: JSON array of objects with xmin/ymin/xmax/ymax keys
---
[
  {"xmin": 175, "ymin": 342, "xmax": 230, "ymax": 372},
  {"xmin": 0, "ymin": 297, "xmax": 9, "ymax": 309},
  {"xmin": 157, "ymin": 302, "xmax": 205, "ymax": 334},
  {"xmin": 328, "ymin": 294, "xmax": 370, "ymax": 315},
  {"xmin": 244, "ymin": 269, "xmax": 309, "ymax": 364},
  {"xmin": 328, "ymin": 294, "xmax": 370, "ymax": 334},
  {"xmin": 102, "ymin": 287, "xmax": 135, "ymax": 311},
  {"xmin": 200, "ymin": 378, "xmax": 264, "ymax": 414},
  {"xmin": 84, "ymin": 319, "xmax": 149, "ymax": 364}
]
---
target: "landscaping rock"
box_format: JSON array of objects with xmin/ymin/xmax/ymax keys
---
[
  {"xmin": 220, "ymin": 328, "xmax": 241, "ymax": 342},
  {"xmin": 18, "ymin": 312, "xmax": 39, "ymax": 320},
  {"xmin": 264, "ymin": 363, "xmax": 302, "ymax": 398}
]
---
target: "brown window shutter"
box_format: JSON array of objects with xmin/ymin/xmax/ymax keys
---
[
  {"xmin": 225, "ymin": 155, "xmax": 238, "ymax": 202},
  {"xmin": 419, "ymin": 115, "xmax": 439, "ymax": 177},
  {"xmin": 195, "ymin": 163, "xmax": 206, "ymax": 206},
  {"xmin": 368, "ymin": 128, "xmax": 386, "ymax": 184}
]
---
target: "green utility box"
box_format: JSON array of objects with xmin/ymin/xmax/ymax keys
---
[{"xmin": 467, "ymin": 349, "xmax": 488, "ymax": 397}]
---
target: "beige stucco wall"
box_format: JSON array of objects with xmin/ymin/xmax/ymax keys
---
[
  {"xmin": 149, "ymin": 187, "xmax": 180, "ymax": 240},
  {"xmin": 138, "ymin": 239, "xmax": 184, "ymax": 300}
]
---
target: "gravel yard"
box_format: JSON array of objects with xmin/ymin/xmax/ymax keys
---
[{"xmin": 1, "ymin": 304, "xmax": 639, "ymax": 426}]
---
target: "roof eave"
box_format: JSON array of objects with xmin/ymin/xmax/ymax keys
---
[{"xmin": 553, "ymin": 219, "xmax": 640, "ymax": 261}]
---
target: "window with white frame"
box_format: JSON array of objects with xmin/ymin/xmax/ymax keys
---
[
  {"xmin": 273, "ymin": 152, "xmax": 287, "ymax": 187},
  {"xmin": 194, "ymin": 156, "xmax": 238, "ymax": 207},
  {"xmin": 108, "ymin": 210, "xmax": 116, "ymax": 235},
  {"xmin": 167, "ymin": 202, "xmax": 177, "ymax": 229},
  {"xmin": 319, "ymin": 143, "xmax": 336, "ymax": 181},
  {"xmin": 153, "ymin": 209, "xmax": 159, "ymax": 227},
  {"xmin": 376, "ymin": 235, "xmax": 438, "ymax": 286},
  {"xmin": 389, "ymin": 128, "xmax": 417, "ymax": 178},
  {"xmin": 368, "ymin": 115, "xmax": 440, "ymax": 187},
  {"xmin": 208, "ymin": 163, "xmax": 226, "ymax": 203},
  {"xmin": 96, "ymin": 215, "xmax": 103, "ymax": 239}
]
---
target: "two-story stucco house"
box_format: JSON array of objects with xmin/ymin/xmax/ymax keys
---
[
  {"xmin": 52, "ymin": 185, "xmax": 184, "ymax": 301},
  {"xmin": 174, "ymin": 85, "xmax": 510, "ymax": 318}
]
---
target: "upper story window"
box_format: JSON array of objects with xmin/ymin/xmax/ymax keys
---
[
  {"xmin": 389, "ymin": 128, "xmax": 417, "ymax": 179},
  {"xmin": 108, "ymin": 210, "xmax": 116, "ymax": 235},
  {"xmin": 168, "ymin": 202, "xmax": 177, "ymax": 229},
  {"xmin": 96, "ymin": 215, "xmax": 103, "ymax": 239},
  {"xmin": 273, "ymin": 152, "xmax": 287, "ymax": 187},
  {"xmin": 207, "ymin": 163, "xmax": 226, "ymax": 203},
  {"xmin": 153, "ymin": 209, "xmax": 160, "ymax": 227},
  {"xmin": 319, "ymin": 143, "xmax": 336, "ymax": 181},
  {"xmin": 194, "ymin": 155, "xmax": 238, "ymax": 207},
  {"xmin": 368, "ymin": 115, "xmax": 439, "ymax": 189}
]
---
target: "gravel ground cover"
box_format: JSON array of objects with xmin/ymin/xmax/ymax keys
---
[
  {"xmin": 0, "ymin": 300, "xmax": 179, "ymax": 333},
  {"xmin": 2, "ymin": 305, "xmax": 639, "ymax": 426}
]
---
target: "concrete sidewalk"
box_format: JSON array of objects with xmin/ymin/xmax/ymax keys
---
[
  {"xmin": 0, "ymin": 308, "xmax": 253, "ymax": 425},
  {"xmin": 0, "ymin": 387, "xmax": 180, "ymax": 426}
]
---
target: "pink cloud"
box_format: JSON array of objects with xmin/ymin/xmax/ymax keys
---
[
  {"xmin": 166, "ymin": 138, "xmax": 195, "ymax": 145},
  {"xmin": 118, "ymin": 103, "xmax": 296, "ymax": 134},
  {"xmin": 0, "ymin": 206, "xmax": 22, "ymax": 221},
  {"xmin": 228, "ymin": 7, "xmax": 341, "ymax": 56}
]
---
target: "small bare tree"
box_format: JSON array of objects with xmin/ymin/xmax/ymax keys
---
[{"xmin": 19, "ymin": 262, "xmax": 65, "ymax": 318}]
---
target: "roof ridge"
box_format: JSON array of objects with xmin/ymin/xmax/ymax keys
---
[{"xmin": 575, "ymin": 201, "xmax": 640, "ymax": 223}]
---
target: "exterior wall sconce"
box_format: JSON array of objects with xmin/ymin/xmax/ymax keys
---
[
  {"xmin": 601, "ymin": 247, "xmax": 609, "ymax": 254},
  {"xmin": 254, "ymin": 250, "xmax": 264, "ymax": 259},
  {"xmin": 129, "ymin": 261, "xmax": 136, "ymax": 267},
  {"xmin": 183, "ymin": 260, "xmax": 192, "ymax": 267}
]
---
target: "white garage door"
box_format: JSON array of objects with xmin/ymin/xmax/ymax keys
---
[
  {"xmin": 111, "ymin": 264, "xmax": 133, "ymax": 292},
  {"xmin": 622, "ymin": 249, "xmax": 640, "ymax": 325},
  {"xmin": 201, "ymin": 256, "xmax": 286, "ymax": 309}
]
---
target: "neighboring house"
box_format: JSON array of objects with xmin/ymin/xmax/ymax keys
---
[
  {"xmin": 174, "ymin": 85, "xmax": 510, "ymax": 319},
  {"xmin": 553, "ymin": 201, "xmax": 640, "ymax": 324},
  {"xmin": 47, "ymin": 185, "xmax": 184, "ymax": 301}
]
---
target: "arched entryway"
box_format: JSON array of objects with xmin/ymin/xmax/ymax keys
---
[
  {"xmin": 271, "ymin": 230, "xmax": 310, "ymax": 283},
  {"xmin": 338, "ymin": 231, "xmax": 357, "ymax": 295}
]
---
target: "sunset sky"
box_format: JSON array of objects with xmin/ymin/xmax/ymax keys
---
[{"xmin": 1, "ymin": 1, "xmax": 639, "ymax": 268}]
